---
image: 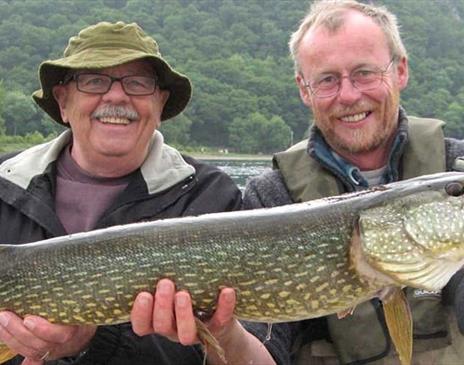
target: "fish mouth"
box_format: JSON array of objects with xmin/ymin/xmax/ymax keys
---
[{"xmin": 339, "ymin": 111, "xmax": 371, "ymax": 123}]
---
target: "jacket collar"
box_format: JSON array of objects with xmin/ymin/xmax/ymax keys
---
[
  {"xmin": 0, "ymin": 130, "xmax": 71, "ymax": 190},
  {"xmin": 141, "ymin": 131, "xmax": 195, "ymax": 195},
  {"xmin": 307, "ymin": 107, "xmax": 409, "ymax": 190},
  {"xmin": 0, "ymin": 130, "xmax": 195, "ymax": 195}
]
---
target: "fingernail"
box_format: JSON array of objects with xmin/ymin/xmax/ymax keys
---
[
  {"xmin": 23, "ymin": 317, "xmax": 36, "ymax": 330},
  {"xmin": 158, "ymin": 280, "xmax": 172, "ymax": 294},
  {"xmin": 0, "ymin": 313, "xmax": 9, "ymax": 327},
  {"xmin": 223, "ymin": 290, "xmax": 235, "ymax": 303},
  {"xmin": 176, "ymin": 295, "xmax": 188, "ymax": 308},
  {"xmin": 137, "ymin": 293, "xmax": 151, "ymax": 307}
]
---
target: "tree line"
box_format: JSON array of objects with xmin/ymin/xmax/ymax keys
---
[{"xmin": 0, "ymin": 0, "xmax": 463, "ymax": 154}]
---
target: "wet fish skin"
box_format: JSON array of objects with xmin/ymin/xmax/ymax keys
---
[{"xmin": 1, "ymin": 172, "xmax": 464, "ymax": 328}]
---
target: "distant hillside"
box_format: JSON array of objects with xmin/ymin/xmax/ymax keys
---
[{"xmin": 0, "ymin": 0, "xmax": 463, "ymax": 153}]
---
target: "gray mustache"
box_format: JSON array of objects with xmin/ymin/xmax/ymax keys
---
[{"xmin": 92, "ymin": 105, "xmax": 139, "ymax": 121}]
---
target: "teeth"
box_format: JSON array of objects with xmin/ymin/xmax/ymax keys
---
[
  {"xmin": 340, "ymin": 112, "xmax": 368, "ymax": 123},
  {"xmin": 99, "ymin": 117, "xmax": 130, "ymax": 125}
]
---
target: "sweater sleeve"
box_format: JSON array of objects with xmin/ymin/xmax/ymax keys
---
[
  {"xmin": 445, "ymin": 138, "xmax": 464, "ymax": 171},
  {"xmin": 243, "ymin": 169, "xmax": 293, "ymax": 209}
]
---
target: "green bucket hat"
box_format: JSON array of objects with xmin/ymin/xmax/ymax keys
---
[{"xmin": 32, "ymin": 21, "xmax": 192, "ymax": 125}]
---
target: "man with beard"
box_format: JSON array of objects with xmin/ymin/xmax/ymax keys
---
[
  {"xmin": 0, "ymin": 22, "xmax": 277, "ymax": 365},
  {"xmin": 243, "ymin": 0, "xmax": 464, "ymax": 364}
]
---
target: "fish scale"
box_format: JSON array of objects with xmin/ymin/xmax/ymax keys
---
[
  {"xmin": 2, "ymin": 172, "xmax": 464, "ymax": 364},
  {"xmin": 0, "ymin": 201, "xmax": 371, "ymax": 324}
]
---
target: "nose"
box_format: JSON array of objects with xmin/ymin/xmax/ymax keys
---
[
  {"xmin": 337, "ymin": 76, "xmax": 362, "ymax": 105},
  {"xmin": 101, "ymin": 80, "xmax": 130, "ymax": 103}
]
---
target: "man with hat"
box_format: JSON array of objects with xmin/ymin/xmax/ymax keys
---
[{"xmin": 0, "ymin": 22, "xmax": 277, "ymax": 365}]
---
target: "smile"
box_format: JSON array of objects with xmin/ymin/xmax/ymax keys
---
[
  {"xmin": 98, "ymin": 117, "xmax": 131, "ymax": 125},
  {"xmin": 340, "ymin": 112, "xmax": 370, "ymax": 123}
]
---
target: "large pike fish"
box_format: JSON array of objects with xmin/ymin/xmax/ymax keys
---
[{"xmin": 2, "ymin": 171, "xmax": 464, "ymax": 364}]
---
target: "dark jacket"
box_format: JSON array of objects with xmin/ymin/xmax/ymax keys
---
[{"xmin": 0, "ymin": 131, "xmax": 242, "ymax": 365}]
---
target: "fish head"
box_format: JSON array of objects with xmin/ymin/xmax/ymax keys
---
[{"xmin": 358, "ymin": 172, "xmax": 464, "ymax": 291}]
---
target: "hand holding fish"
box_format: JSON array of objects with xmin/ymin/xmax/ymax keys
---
[
  {"xmin": 131, "ymin": 278, "xmax": 236, "ymax": 347},
  {"xmin": 0, "ymin": 311, "xmax": 95, "ymax": 364},
  {"xmin": 0, "ymin": 279, "xmax": 235, "ymax": 364},
  {"xmin": 0, "ymin": 279, "xmax": 274, "ymax": 365},
  {"xmin": 2, "ymin": 173, "xmax": 464, "ymax": 365},
  {"xmin": 131, "ymin": 279, "xmax": 275, "ymax": 365},
  {"xmin": 0, "ymin": 281, "xmax": 235, "ymax": 365}
]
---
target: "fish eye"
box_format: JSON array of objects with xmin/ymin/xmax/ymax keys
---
[{"xmin": 445, "ymin": 182, "xmax": 464, "ymax": 196}]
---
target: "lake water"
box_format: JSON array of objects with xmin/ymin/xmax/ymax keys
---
[{"xmin": 201, "ymin": 159, "xmax": 272, "ymax": 191}]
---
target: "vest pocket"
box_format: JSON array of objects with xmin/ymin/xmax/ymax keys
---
[
  {"xmin": 406, "ymin": 288, "xmax": 450, "ymax": 352},
  {"xmin": 328, "ymin": 299, "xmax": 390, "ymax": 364}
]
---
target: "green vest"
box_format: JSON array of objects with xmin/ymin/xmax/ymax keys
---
[{"xmin": 274, "ymin": 117, "xmax": 459, "ymax": 364}]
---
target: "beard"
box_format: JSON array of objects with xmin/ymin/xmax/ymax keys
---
[
  {"xmin": 331, "ymin": 124, "xmax": 389, "ymax": 154},
  {"xmin": 314, "ymin": 91, "xmax": 400, "ymax": 155}
]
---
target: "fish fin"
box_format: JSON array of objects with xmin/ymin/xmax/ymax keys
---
[
  {"xmin": 382, "ymin": 288, "xmax": 412, "ymax": 365},
  {"xmin": 336, "ymin": 307, "xmax": 355, "ymax": 319},
  {"xmin": 0, "ymin": 342, "xmax": 16, "ymax": 363},
  {"xmin": 194, "ymin": 317, "xmax": 226, "ymax": 363},
  {"xmin": 374, "ymin": 256, "xmax": 464, "ymax": 291}
]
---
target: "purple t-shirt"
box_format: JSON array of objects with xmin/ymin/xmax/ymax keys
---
[{"xmin": 55, "ymin": 147, "xmax": 130, "ymax": 234}]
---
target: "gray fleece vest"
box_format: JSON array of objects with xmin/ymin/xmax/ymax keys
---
[{"xmin": 274, "ymin": 117, "xmax": 457, "ymax": 364}]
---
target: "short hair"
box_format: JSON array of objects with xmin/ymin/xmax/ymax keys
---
[{"xmin": 289, "ymin": 0, "xmax": 407, "ymax": 73}]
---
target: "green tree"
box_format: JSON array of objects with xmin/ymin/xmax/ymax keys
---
[
  {"xmin": 3, "ymin": 90, "xmax": 41, "ymax": 136},
  {"xmin": 261, "ymin": 115, "xmax": 292, "ymax": 153},
  {"xmin": 0, "ymin": 81, "xmax": 5, "ymax": 135},
  {"xmin": 0, "ymin": 0, "xmax": 464, "ymax": 149},
  {"xmin": 228, "ymin": 112, "xmax": 291, "ymax": 154},
  {"xmin": 443, "ymin": 102, "xmax": 464, "ymax": 138},
  {"xmin": 159, "ymin": 114, "xmax": 193, "ymax": 147}
]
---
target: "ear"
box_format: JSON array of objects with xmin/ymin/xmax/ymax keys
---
[
  {"xmin": 52, "ymin": 85, "xmax": 70, "ymax": 125},
  {"xmin": 395, "ymin": 56, "xmax": 409, "ymax": 91},
  {"xmin": 153, "ymin": 89, "xmax": 171, "ymax": 127},
  {"xmin": 296, "ymin": 74, "xmax": 313, "ymax": 108},
  {"xmin": 158, "ymin": 89, "xmax": 170, "ymax": 109}
]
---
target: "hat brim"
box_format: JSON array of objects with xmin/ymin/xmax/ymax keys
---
[{"xmin": 32, "ymin": 48, "xmax": 192, "ymax": 125}]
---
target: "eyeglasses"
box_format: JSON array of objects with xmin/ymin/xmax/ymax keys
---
[
  {"xmin": 63, "ymin": 73, "xmax": 157, "ymax": 96},
  {"xmin": 302, "ymin": 59, "xmax": 395, "ymax": 98}
]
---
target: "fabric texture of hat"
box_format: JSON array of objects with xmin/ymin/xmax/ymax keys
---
[{"xmin": 32, "ymin": 21, "xmax": 192, "ymax": 124}]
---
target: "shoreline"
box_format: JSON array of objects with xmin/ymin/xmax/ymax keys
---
[
  {"xmin": 187, "ymin": 153, "xmax": 272, "ymax": 161},
  {"xmin": 1, "ymin": 142, "xmax": 273, "ymax": 161}
]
